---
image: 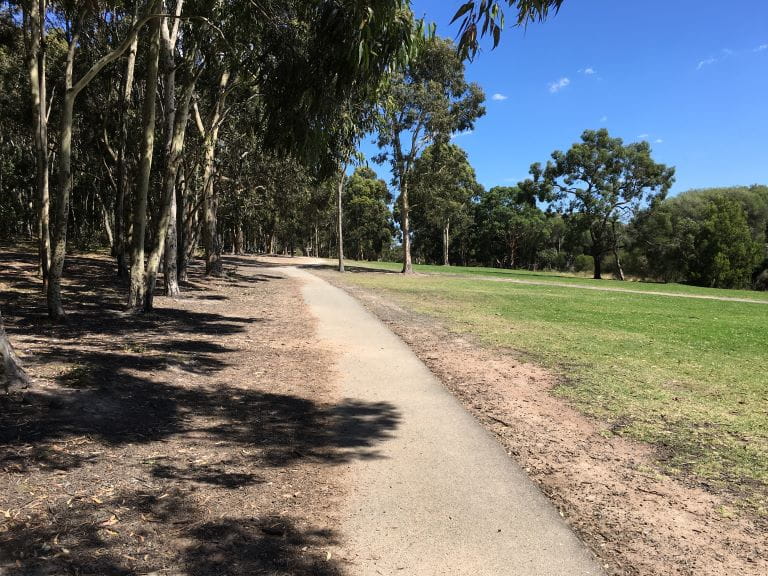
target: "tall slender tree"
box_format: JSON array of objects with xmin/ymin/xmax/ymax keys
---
[{"xmin": 375, "ymin": 36, "xmax": 484, "ymax": 273}]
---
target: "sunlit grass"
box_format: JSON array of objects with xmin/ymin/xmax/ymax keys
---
[{"xmin": 334, "ymin": 258, "xmax": 768, "ymax": 301}]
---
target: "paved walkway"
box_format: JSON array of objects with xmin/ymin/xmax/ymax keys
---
[{"xmin": 281, "ymin": 266, "xmax": 605, "ymax": 576}]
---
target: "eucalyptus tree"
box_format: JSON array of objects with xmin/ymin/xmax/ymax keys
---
[
  {"xmin": 343, "ymin": 166, "xmax": 393, "ymax": 261},
  {"xmin": 473, "ymin": 185, "xmax": 548, "ymax": 269},
  {"xmin": 46, "ymin": 0, "xmax": 161, "ymax": 319},
  {"xmin": 375, "ymin": 35, "xmax": 485, "ymax": 273},
  {"xmin": 127, "ymin": 0, "xmax": 162, "ymax": 310},
  {"xmin": 410, "ymin": 143, "xmax": 479, "ymax": 266},
  {"xmin": 18, "ymin": 0, "xmax": 51, "ymax": 285},
  {"xmin": 0, "ymin": 11, "xmax": 35, "ymax": 240},
  {"xmin": 451, "ymin": 0, "xmax": 565, "ymax": 59},
  {"xmin": 524, "ymin": 129, "xmax": 675, "ymax": 279}
]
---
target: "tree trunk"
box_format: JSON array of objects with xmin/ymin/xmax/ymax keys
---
[
  {"xmin": 151, "ymin": 2, "xmax": 188, "ymax": 305},
  {"xmin": 114, "ymin": 14, "xmax": 139, "ymax": 280},
  {"xmin": 613, "ymin": 246, "xmax": 625, "ymax": 281},
  {"xmin": 337, "ymin": 164, "xmax": 345, "ymax": 273},
  {"xmin": 202, "ymin": 140, "xmax": 220, "ymax": 275},
  {"xmin": 401, "ymin": 177, "xmax": 413, "ymax": 274},
  {"xmin": 128, "ymin": 10, "xmax": 161, "ymax": 310},
  {"xmin": 234, "ymin": 223, "xmax": 244, "ymax": 255},
  {"xmin": 97, "ymin": 191, "xmax": 115, "ymax": 250},
  {"xmin": 442, "ymin": 219, "xmax": 450, "ymax": 266},
  {"xmin": 47, "ymin": 86, "xmax": 75, "ymax": 321},
  {"xmin": 0, "ymin": 311, "xmax": 31, "ymax": 393},
  {"xmin": 593, "ymin": 252, "xmax": 603, "ymax": 280},
  {"xmin": 24, "ymin": 0, "xmax": 50, "ymax": 290},
  {"xmin": 611, "ymin": 220, "xmax": 625, "ymax": 281},
  {"xmin": 199, "ymin": 69, "xmax": 230, "ymax": 276},
  {"xmin": 177, "ymin": 167, "xmax": 190, "ymax": 281}
]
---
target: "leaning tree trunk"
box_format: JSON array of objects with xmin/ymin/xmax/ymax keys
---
[
  {"xmin": 612, "ymin": 220, "xmax": 625, "ymax": 281},
  {"xmin": 337, "ymin": 163, "xmax": 345, "ymax": 273},
  {"xmin": 128, "ymin": 9, "xmax": 161, "ymax": 310},
  {"xmin": 0, "ymin": 311, "xmax": 31, "ymax": 393}
]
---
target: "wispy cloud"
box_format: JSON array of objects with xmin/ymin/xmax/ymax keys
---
[
  {"xmin": 638, "ymin": 133, "xmax": 649, "ymax": 139},
  {"xmin": 579, "ymin": 67, "xmax": 596, "ymax": 75},
  {"xmin": 548, "ymin": 77, "xmax": 570, "ymax": 93},
  {"xmin": 450, "ymin": 129, "xmax": 473, "ymax": 140},
  {"xmin": 491, "ymin": 93, "xmax": 508, "ymax": 101},
  {"xmin": 599, "ymin": 115, "xmax": 608, "ymax": 123},
  {"xmin": 755, "ymin": 44, "xmax": 768, "ymax": 52},
  {"xmin": 655, "ymin": 138, "xmax": 664, "ymax": 144},
  {"xmin": 696, "ymin": 57, "xmax": 718, "ymax": 70}
]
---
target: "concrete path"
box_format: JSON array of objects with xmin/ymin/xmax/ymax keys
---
[{"xmin": 282, "ymin": 266, "xmax": 605, "ymax": 576}]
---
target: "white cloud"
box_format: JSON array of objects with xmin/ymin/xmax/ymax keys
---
[
  {"xmin": 697, "ymin": 57, "xmax": 717, "ymax": 70},
  {"xmin": 491, "ymin": 93, "xmax": 508, "ymax": 101},
  {"xmin": 599, "ymin": 115, "xmax": 608, "ymax": 123},
  {"xmin": 450, "ymin": 129, "xmax": 473, "ymax": 140},
  {"xmin": 581, "ymin": 67, "xmax": 596, "ymax": 75},
  {"xmin": 755, "ymin": 44, "xmax": 768, "ymax": 52},
  {"xmin": 638, "ymin": 133, "xmax": 649, "ymax": 139},
  {"xmin": 548, "ymin": 77, "xmax": 570, "ymax": 93},
  {"xmin": 655, "ymin": 138, "xmax": 664, "ymax": 144}
]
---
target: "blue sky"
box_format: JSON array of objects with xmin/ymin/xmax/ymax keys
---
[{"xmin": 360, "ymin": 0, "xmax": 768, "ymax": 196}]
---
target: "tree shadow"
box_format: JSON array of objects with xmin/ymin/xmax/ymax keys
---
[
  {"xmin": 0, "ymin": 488, "xmax": 345, "ymax": 576},
  {"xmin": 0, "ymin": 250, "xmax": 399, "ymax": 574},
  {"xmin": 300, "ymin": 263, "xmax": 401, "ymax": 275}
]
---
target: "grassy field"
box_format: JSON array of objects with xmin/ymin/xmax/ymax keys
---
[
  {"xmin": 334, "ymin": 259, "xmax": 768, "ymax": 302},
  {"xmin": 331, "ymin": 265, "xmax": 768, "ymax": 515}
]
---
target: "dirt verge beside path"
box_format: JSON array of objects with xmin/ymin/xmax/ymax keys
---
[
  {"xmin": 318, "ymin": 272, "xmax": 768, "ymax": 576},
  {"xmin": 0, "ymin": 251, "xmax": 375, "ymax": 575}
]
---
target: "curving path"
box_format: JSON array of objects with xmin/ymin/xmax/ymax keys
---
[{"xmin": 279, "ymin": 265, "xmax": 605, "ymax": 576}]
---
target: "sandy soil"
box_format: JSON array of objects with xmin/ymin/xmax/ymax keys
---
[
  {"xmin": 0, "ymin": 251, "xmax": 363, "ymax": 575},
  {"xmin": 318, "ymin": 272, "xmax": 768, "ymax": 576}
]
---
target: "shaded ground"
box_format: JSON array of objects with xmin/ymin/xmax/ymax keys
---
[
  {"xmin": 315, "ymin": 269, "xmax": 768, "ymax": 576},
  {"xmin": 0, "ymin": 250, "xmax": 397, "ymax": 575}
]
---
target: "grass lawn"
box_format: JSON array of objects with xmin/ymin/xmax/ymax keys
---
[
  {"xmin": 331, "ymin": 268, "xmax": 768, "ymax": 515},
  {"xmin": 334, "ymin": 259, "xmax": 768, "ymax": 302}
]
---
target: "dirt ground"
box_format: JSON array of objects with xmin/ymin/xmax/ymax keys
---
[
  {"xmin": 316, "ymin": 270, "xmax": 768, "ymax": 576},
  {"xmin": 0, "ymin": 250, "xmax": 391, "ymax": 576}
]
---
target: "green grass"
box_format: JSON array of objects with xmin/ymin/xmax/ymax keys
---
[
  {"xmin": 332, "ymin": 269, "xmax": 768, "ymax": 515},
  {"xmin": 332, "ymin": 259, "xmax": 768, "ymax": 302}
]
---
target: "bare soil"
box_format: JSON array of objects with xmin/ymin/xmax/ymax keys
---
[
  {"xmin": 0, "ymin": 250, "xmax": 393, "ymax": 575},
  {"xmin": 318, "ymin": 272, "xmax": 768, "ymax": 576}
]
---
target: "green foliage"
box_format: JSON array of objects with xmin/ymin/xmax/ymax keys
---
[
  {"xmin": 452, "ymin": 0, "xmax": 565, "ymax": 60},
  {"xmin": 688, "ymin": 196, "xmax": 762, "ymax": 289},
  {"xmin": 374, "ymin": 34, "xmax": 486, "ymax": 184},
  {"xmin": 473, "ymin": 185, "xmax": 550, "ymax": 269},
  {"xmin": 631, "ymin": 186, "xmax": 768, "ymax": 287},
  {"xmin": 526, "ymin": 128, "xmax": 675, "ymax": 278},
  {"xmin": 343, "ymin": 166, "xmax": 393, "ymax": 260},
  {"xmin": 409, "ymin": 143, "xmax": 480, "ymax": 264}
]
